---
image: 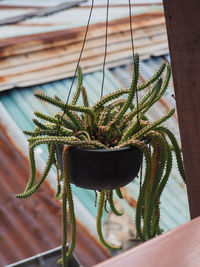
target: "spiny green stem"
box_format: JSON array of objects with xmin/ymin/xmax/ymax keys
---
[
  {"xmin": 120, "ymin": 78, "xmax": 162, "ymax": 133},
  {"xmin": 157, "ymin": 126, "xmax": 185, "ymax": 183},
  {"xmin": 81, "ymin": 86, "xmax": 89, "ymax": 107},
  {"xmin": 92, "ymin": 63, "xmax": 166, "ymax": 113},
  {"xmin": 109, "ymin": 190, "xmax": 124, "ymax": 216},
  {"xmin": 34, "ymin": 111, "xmax": 59, "ymax": 124},
  {"xmin": 92, "ymin": 62, "xmax": 165, "ymax": 113},
  {"xmin": 58, "ymin": 146, "xmax": 76, "ymax": 265},
  {"xmin": 92, "ymin": 89, "xmax": 130, "ymax": 112},
  {"xmin": 108, "ymin": 53, "xmax": 139, "ymax": 128},
  {"xmin": 133, "ymin": 109, "xmax": 175, "ymax": 141},
  {"xmin": 71, "ymin": 66, "xmax": 83, "ymax": 105},
  {"xmin": 144, "ymin": 131, "xmax": 167, "ymax": 239},
  {"xmin": 34, "ymin": 92, "xmax": 82, "ymax": 130},
  {"xmin": 117, "ymin": 140, "xmax": 151, "ymax": 241},
  {"xmin": 56, "ymin": 183, "xmax": 62, "ymax": 199},
  {"xmin": 35, "ymin": 92, "xmax": 95, "ymax": 129},
  {"xmin": 66, "ymin": 104, "xmax": 96, "ymax": 129},
  {"xmin": 138, "ymin": 63, "xmax": 166, "ymax": 91},
  {"xmin": 24, "ymin": 145, "xmax": 36, "ymax": 191},
  {"xmin": 116, "ymin": 188, "xmax": 123, "ymax": 199},
  {"xmin": 158, "ymin": 142, "xmax": 172, "ymax": 200},
  {"xmin": 97, "ymin": 190, "xmax": 120, "ymax": 250},
  {"xmin": 16, "ymin": 145, "xmax": 55, "ymax": 198},
  {"xmin": 61, "ymin": 187, "xmax": 67, "ymax": 267},
  {"xmin": 33, "ymin": 119, "xmax": 49, "ymax": 130},
  {"xmin": 81, "ymin": 86, "xmax": 90, "ymax": 125},
  {"xmin": 154, "ymin": 65, "xmax": 171, "ymax": 103},
  {"xmin": 71, "ymin": 111, "xmax": 85, "ymax": 130},
  {"xmin": 55, "ymin": 114, "xmax": 77, "ymax": 131},
  {"xmin": 28, "ymin": 136, "xmax": 106, "ymax": 149}
]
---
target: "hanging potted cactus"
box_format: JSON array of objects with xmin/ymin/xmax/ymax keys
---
[{"xmin": 16, "ymin": 54, "xmax": 185, "ymax": 266}]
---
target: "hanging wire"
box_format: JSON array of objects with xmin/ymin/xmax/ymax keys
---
[
  {"xmin": 128, "ymin": 0, "xmax": 135, "ymax": 57},
  {"xmin": 101, "ymin": 0, "xmax": 110, "ymax": 99},
  {"xmin": 66, "ymin": 0, "xmax": 95, "ymax": 104},
  {"xmin": 128, "ymin": 0, "xmax": 140, "ymax": 126},
  {"xmin": 56, "ymin": 0, "xmax": 95, "ymax": 135}
]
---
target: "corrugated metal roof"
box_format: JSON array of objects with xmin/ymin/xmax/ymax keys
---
[
  {"xmin": 83, "ymin": 0, "xmax": 163, "ymax": 5},
  {"xmin": 0, "ymin": 9, "xmax": 168, "ymax": 91},
  {"xmin": 0, "ymin": 0, "xmax": 83, "ymax": 7},
  {"xmin": 0, "ymin": 4, "xmax": 163, "ymax": 37},
  {"xmin": 0, "ymin": 1, "xmax": 86, "ymax": 26},
  {"xmin": 0, "ymin": 122, "xmax": 109, "ymax": 266}
]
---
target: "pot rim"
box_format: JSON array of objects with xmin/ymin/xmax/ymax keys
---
[{"xmin": 67, "ymin": 145, "xmax": 139, "ymax": 153}]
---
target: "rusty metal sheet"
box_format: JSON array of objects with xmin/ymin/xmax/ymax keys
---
[
  {"xmin": 0, "ymin": 123, "xmax": 109, "ymax": 266},
  {"xmin": 83, "ymin": 0, "xmax": 163, "ymax": 5},
  {"xmin": 0, "ymin": 11, "xmax": 168, "ymax": 91}
]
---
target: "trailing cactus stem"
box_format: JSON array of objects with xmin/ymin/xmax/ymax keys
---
[
  {"xmin": 157, "ymin": 126, "xmax": 185, "ymax": 183},
  {"xmin": 34, "ymin": 92, "xmax": 82, "ymax": 130},
  {"xmin": 144, "ymin": 131, "xmax": 167, "ymax": 239},
  {"xmin": 109, "ymin": 190, "xmax": 124, "ymax": 216},
  {"xmin": 117, "ymin": 139, "xmax": 152, "ymax": 241},
  {"xmin": 120, "ymin": 78, "xmax": 162, "ymax": 130},
  {"xmin": 28, "ymin": 136, "xmax": 106, "ymax": 149},
  {"xmin": 116, "ymin": 188, "xmax": 123, "ymax": 199},
  {"xmin": 92, "ymin": 89, "xmax": 130, "ymax": 112},
  {"xmin": 34, "ymin": 111, "xmax": 59, "ymax": 124},
  {"xmin": 138, "ymin": 62, "xmax": 166, "ymax": 91},
  {"xmin": 60, "ymin": 185, "xmax": 67, "ymax": 267},
  {"xmin": 96, "ymin": 190, "xmax": 120, "ymax": 250},
  {"xmin": 133, "ymin": 109, "xmax": 175, "ymax": 141},
  {"xmin": 58, "ymin": 146, "xmax": 76, "ymax": 265},
  {"xmin": 71, "ymin": 66, "xmax": 83, "ymax": 105},
  {"xmin": 15, "ymin": 145, "xmax": 55, "ymax": 198},
  {"xmin": 108, "ymin": 53, "xmax": 139, "ymax": 128},
  {"xmin": 24, "ymin": 145, "xmax": 36, "ymax": 191}
]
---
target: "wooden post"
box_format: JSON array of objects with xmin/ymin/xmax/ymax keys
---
[{"xmin": 163, "ymin": 0, "xmax": 200, "ymax": 219}]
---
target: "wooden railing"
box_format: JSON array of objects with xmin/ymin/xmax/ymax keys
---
[{"xmin": 95, "ymin": 217, "xmax": 200, "ymax": 267}]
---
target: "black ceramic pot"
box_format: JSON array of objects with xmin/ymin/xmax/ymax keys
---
[{"xmin": 56, "ymin": 145, "xmax": 143, "ymax": 190}]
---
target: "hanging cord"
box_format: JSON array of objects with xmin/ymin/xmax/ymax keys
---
[
  {"xmin": 101, "ymin": 0, "xmax": 110, "ymax": 99},
  {"xmin": 128, "ymin": 0, "xmax": 140, "ymax": 126},
  {"xmin": 65, "ymin": 0, "xmax": 95, "ymax": 104},
  {"xmin": 56, "ymin": 0, "xmax": 95, "ymax": 135}
]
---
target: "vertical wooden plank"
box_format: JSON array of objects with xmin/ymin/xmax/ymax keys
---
[{"xmin": 163, "ymin": 0, "xmax": 200, "ymax": 219}]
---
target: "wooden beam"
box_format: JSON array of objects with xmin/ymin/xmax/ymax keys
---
[
  {"xmin": 163, "ymin": 0, "xmax": 200, "ymax": 219},
  {"xmin": 95, "ymin": 217, "xmax": 200, "ymax": 267}
]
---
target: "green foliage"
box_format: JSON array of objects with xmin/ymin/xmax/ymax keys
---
[
  {"xmin": 58, "ymin": 146, "xmax": 76, "ymax": 265},
  {"xmin": 109, "ymin": 190, "xmax": 124, "ymax": 216},
  {"xmin": 108, "ymin": 53, "xmax": 139, "ymax": 128},
  {"xmin": 17, "ymin": 54, "xmax": 185, "ymax": 266},
  {"xmin": 96, "ymin": 190, "xmax": 120, "ymax": 250},
  {"xmin": 71, "ymin": 66, "xmax": 83, "ymax": 105}
]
